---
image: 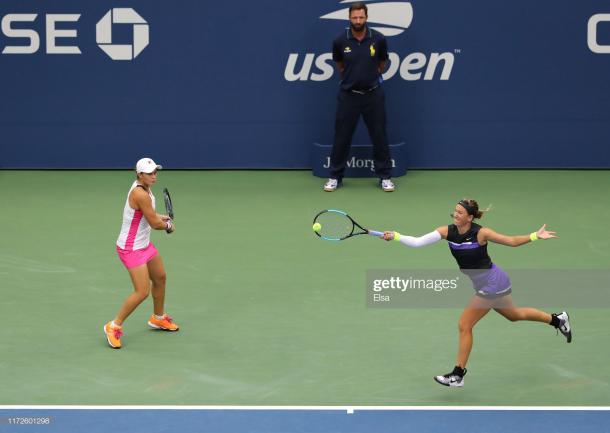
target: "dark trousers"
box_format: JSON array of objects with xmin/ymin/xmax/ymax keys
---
[{"xmin": 329, "ymin": 87, "xmax": 392, "ymax": 180}]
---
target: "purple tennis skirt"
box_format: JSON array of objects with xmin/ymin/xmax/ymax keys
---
[{"xmin": 462, "ymin": 264, "xmax": 512, "ymax": 298}]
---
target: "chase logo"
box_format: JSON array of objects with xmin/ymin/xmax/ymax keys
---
[
  {"xmin": 96, "ymin": 8, "xmax": 149, "ymax": 60},
  {"xmin": 320, "ymin": 1, "xmax": 413, "ymax": 37},
  {"xmin": 0, "ymin": 8, "xmax": 148, "ymax": 60},
  {"xmin": 588, "ymin": 14, "xmax": 610, "ymax": 54}
]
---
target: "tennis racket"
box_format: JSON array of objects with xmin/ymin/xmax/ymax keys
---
[
  {"xmin": 312, "ymin": 209, "xmax": 383, "ymax": 241},
  {"xmin": 163, "ymin": 188, "xmax": 174, "ymax": 233}
]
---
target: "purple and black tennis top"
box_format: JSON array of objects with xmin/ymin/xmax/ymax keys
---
[
  {"xmin": 446, "ymin": 223, "xmax": 512, "ymax": 296},
  {"xmin": 446, "ymin": 223, "xmax": 492, "ymax": 269}
]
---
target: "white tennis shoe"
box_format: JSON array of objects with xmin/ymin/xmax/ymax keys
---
[
  {"xmin": 323, "ymin": 178, "xmax": 340, "ymax": 192},
  {"xmin": 556, "ymin": 311, "xmax": 572, "ymax": 343},
  {"xmin": 434, "ymin": 369, "xmax": 466, "ymax": 387},
  {"xmin": 381, "ymin": 179, "xmax": 395, "ymax": 192}
]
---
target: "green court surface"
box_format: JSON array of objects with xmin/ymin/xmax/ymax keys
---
[{"xmin": 0, "ymin": 170, "xmax": 609, "ymax": 406}]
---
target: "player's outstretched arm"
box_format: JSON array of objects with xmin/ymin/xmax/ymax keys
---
[
  {"xmin": 479, "ymin": 224, "xmax": 557, "ymax": 247},
  {"xmin": 380, "ymin": 226, "xmax": 444, "ymax": 248}
]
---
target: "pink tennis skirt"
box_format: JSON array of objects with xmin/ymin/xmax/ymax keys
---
[{"xmin": 116, "ymin": 242, "xmax": 158, "ymax": 269}]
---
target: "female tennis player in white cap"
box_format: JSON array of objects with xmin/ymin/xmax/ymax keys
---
[{"xmin": 103, "ymin": 158, "xmax": 179, "ymax": 349}]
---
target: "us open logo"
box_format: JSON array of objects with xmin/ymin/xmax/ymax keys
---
[
  {"xmin": 284, "ymin": 1, "xmax": 456, "ymax": 82},
  {"xmin": 320, "ymin": 0, "xmax": 413, "ymax": 37}
]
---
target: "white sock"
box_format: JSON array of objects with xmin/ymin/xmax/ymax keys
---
[
  {"xmin": 111, "ymin": 320, "xmax": 120, "ymax": 328},
  {"xmin": 154, "ymin": 314, "xmax": 165, "ymax": 320}
]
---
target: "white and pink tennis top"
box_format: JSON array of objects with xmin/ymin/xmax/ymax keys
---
[{"xmin": 116, "ymin": 181, "xmax": 155, "ymax": 251}]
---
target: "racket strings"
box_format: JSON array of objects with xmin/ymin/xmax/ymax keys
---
[{"xmin": 315, "ymin": 212, "xmax": 353, "ymax": 240}]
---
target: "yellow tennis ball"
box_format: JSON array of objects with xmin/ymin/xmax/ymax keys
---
[{"xmin": 312, "ymin": 223, "xmax": 322, "ymax": 232}]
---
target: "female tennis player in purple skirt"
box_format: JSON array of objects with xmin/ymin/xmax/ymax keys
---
[{"xmin": 381, "ymin": 199, "xmax": 572, "ymax": 387}]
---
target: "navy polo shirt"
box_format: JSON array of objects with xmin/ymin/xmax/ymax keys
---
[{"xmin": 332, "ymin": 27, "xmax": 388, "ymax": 91}]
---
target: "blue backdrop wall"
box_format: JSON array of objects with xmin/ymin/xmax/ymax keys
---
[{"xmin": 1, "ymin": 0, "xmax": 609, "ymax": 168}]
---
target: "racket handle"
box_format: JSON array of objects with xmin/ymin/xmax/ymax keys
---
[{"xmin": 367, "ymin": 230, "xmax": 384, "ymax": 237}]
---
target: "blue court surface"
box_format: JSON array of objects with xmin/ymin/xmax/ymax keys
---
[{"xmin": 1, "ymin": 408, "xmax": 609, "ymax": 433}]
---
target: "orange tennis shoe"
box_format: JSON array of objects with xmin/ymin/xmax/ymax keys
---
[
  {"xmin": 104, "ymin": 321, "xmax": 123, "ymax": 349},
  {"xmin": 147, "ymin": 314, "xmax": 179, "ymax": 331}
]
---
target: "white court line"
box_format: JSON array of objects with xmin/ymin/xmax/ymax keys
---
[{"xmin": 1, "ymin": 406, "xmax": 609, "ymax": 411}]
